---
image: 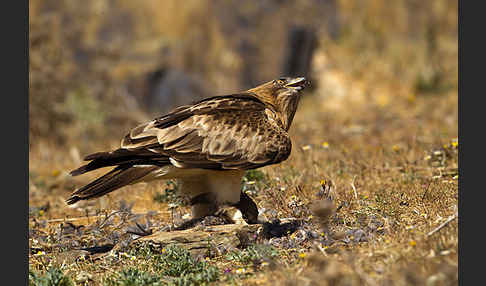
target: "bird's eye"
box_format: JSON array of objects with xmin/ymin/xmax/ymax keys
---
[{"xmin": 276, "ymin": 79, "xmax": 285, "ymax": 85}]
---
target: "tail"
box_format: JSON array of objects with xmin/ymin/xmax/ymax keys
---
[
  {"xmin": 67, "ymin": 149, "xmax": 168, "ymax": 205},
  {"xmin": 70, "ymin": 149, "xmax": 168, "ymax": 176},
  {"xmin": 66, "ymin": 164, "xmax": 159, "ymax": 205}
]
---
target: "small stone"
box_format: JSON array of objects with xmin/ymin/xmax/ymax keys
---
[{"xmin": 75, "ymin": 272, "xmax": 92, "ymax": 283}]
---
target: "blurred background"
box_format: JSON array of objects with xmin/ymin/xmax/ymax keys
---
[{"xmin": 29, "ymin": 0, "xmax": 457, "ymax": 151}]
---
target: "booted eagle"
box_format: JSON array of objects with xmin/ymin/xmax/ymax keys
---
[{"xmin": 67, "ymin": 77, "xmax": 308, "ymax": 225}]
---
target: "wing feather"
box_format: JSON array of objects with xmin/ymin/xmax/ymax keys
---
[{"xmin": 120, "ymin": 94, "xmax": 292, "ymax": 170}]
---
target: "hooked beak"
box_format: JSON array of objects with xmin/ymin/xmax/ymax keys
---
[{"xmin": 284, "ymin": 77, "xmax": 309, "ymax": 90}]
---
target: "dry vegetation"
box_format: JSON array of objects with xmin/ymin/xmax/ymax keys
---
[{"xmin": 29, "ymin": 0, "xmax": 457, "ymax": 285}]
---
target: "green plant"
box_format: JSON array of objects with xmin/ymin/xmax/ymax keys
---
[
  {"xmin": 171, "ymin": 267, "xmax": 220, "ymax": 286},
  {"xmin": 225, "ymin": 244, "xmax": 279, "ymax": 265},
  {"xmin": 243, "ymin": 170, "xmax": 267, "ymax": 183},
  {"xmin": 104, "ymin": 268, "xmax": 163, "ymax": 286},
  {"xmin": 29, "ymin": 267, "xmax": 74, "ymax": 286},
  {"xmin": 155, "ymin": 246, "xmax": 198, "ymax": 276},
  {"xmin": 132, "ymin": 246, "xmax": 221, "ymax": 285},
  {"xmin": 127, "ymin": 245, "xmax": 221, "ymax": 285},
  {"xmin": 153, "ymin": 181, "xmax": 185, "ymax": 205},
  {"xmin": 242, "ymin": 170, "xmax": 268, "ymax": 195}
]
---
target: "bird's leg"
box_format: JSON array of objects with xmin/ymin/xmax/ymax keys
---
[
  {"xmin": 233, "ymin": 192, "xmax": 259, "ymax": 224},
  {"xmin": 190, "ymin": 192, "xmax": 219, "ymax": 218},
  {"xmin": 173, "ymin": 192, "xmax": 219, "ymax": 230}
]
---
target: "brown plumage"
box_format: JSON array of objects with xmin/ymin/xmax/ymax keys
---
[{"xmin": 67, "ymin": 77, "xmax": 308, "ymax": 225}]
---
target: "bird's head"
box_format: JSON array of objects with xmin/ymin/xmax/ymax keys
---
[
  {"xmin": 247, "ymin": 77, "xmax": 309, "ymax": 130},
  {"xmin": 248, "ymin": 77, "xmax": 308, "ymax": 99}
]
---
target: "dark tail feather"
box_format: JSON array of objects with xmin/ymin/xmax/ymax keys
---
[
  {"xmin": 70, "ymin": 149, "xmax": 168, "ymax": 176},
  {"xmin": 66, "ymin": 165, "xmax": 158, "ymax": 205}
]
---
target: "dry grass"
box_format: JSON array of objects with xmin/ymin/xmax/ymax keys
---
[
  {"xmin": 29, "ymin": 1, "xmax": 457, "ymax": 285},
  {"xmin": 29, "ymin": 90, "xmax": 458, "ymax": 285}
]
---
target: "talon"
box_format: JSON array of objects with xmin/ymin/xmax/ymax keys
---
[{"xmin": 233, "ymin": 192, "xmax": 259, "ymax": 224}]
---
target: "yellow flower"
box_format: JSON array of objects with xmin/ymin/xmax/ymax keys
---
[
  {"xmin": 409, "ymin": 240, "xmax": 417, "ymax": 247},
  {"xmin": 322, "ymin": 142, "xmax": 329, "ymax": 148},
  {"xmin": 51, "ymin": 170, "xmax": 60, "ymax": 177},
  {"xmin": 392, "ymin": 145, "xmax": 401, "ymax": 152},
  {"xmin": 119, "ymin": 252, "xmax": 129, "ymax": 258},
  {"xmin": 236, "ymin": 268, "xmax": 246, "ymax": 274},
  {"xmin": 407, "ymin": 93, "xmax": 416, "ymax": 103},
  {"xmin": 38, "ymin": 210, "xmax": 44, "ymax": 216},
  {"xmin": 376, "ymin": 94, "xmax": 390, "ymax": 107},
  {"xmin": 307, "ymin": 215, "xmax": 313, "ymax": 220},
  {"xmin": 320, "ymin": 232, "xmax": 325, "ymax": 237},
  {"xmin": 451, "ymin": 141, "xmax": 458, "ymax": 148},
  {"xmin": 205, "ymin": 257, "xmax": 210, "ymax": 261},
  {"xmin": 161, "ymin": 248, "xmax": 166, "ymax": 253},
  {"xmin": 299, "ymin": 253, "xmax": 307, "ymax": 258},
  {"xmin": 302, "ymin": 145, "xmax": 311, "ymax": 151},
  {"xmin": 320, "ymin": 179, "xmax": 326, "ymax": 185},
  {"xmin": 443, "ymin": 144, "xmax": 449, "ymax": 149}
]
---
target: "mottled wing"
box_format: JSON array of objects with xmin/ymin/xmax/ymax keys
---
[{"xmin": 121, "ymin": 95, "xmax": 292, "ymax": 170}]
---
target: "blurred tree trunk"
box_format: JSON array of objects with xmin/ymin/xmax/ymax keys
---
[{"xmin": 281, "ymin": 26, "xmax": 318, "ymax": 79}]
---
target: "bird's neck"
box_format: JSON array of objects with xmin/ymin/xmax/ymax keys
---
[
  {"xmin": 276, "ymin": 93, "xmax": 301, "ymax": 131},
  {"xmin": 245, "ymin": 89, "xmax": 301, "ymax": 131}
]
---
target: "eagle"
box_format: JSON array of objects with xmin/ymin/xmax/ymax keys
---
[{"xmin": 67, "ymin": 77, "xmax": 308, "ymax": 227}]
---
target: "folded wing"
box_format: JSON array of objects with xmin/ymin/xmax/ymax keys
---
[{"xmin": 120, "ymin": 94, "xmax": 292, "ymax": 170}]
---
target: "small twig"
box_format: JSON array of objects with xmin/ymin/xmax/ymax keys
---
[
  {"xmin": 427, "ymin": 212, "xmax": 458, "ymax": 237},
  {"xmin": 171, "ymin": 208, "xmax": 175, "ymax": 229},
  {"xmin": 85, "ymin": 209, "xmax": 90, "ymax": 224},
  {"xmin": 421, "ymin": 181, "xmax": 431, "ymax": 201},
  {"xmin": 99, "ymin": 211, "xmax": 123, "ymax": 229},
  {"xmin": 43, "ymin": 215, "xmax": 104, "ymax": 223},
  {"xmin": 42, "ymin": 211, "xmax": 161, "ymax": 224},
  {"xmin": 126, "ymin": 222, "xmax": 153, "ymax": 236},
  {"xmin": 96, "ymin": 264, "xmax": 118, "ymax": 274},
  {"xmin": 350, "ymin": 176, "xmax": 358, "ymax": 200},
  {"xmin": 316, "ymin": 244, "xmax": 328, "ymax": 256}
]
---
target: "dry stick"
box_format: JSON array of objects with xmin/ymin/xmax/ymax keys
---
[
  {"xmin": 316, "ymin": 244, "xmax": 328, "ymax": 256},
  {"xmin": 421, "ymin": 181, "xmax": 432, "ymax": 201},
  {"xmin": 97, "ymin": 211, "xmax": 124, "ymax": 229},
  {"xmin": 350, "ymin": 176, "xmax": 358, "ymax": 200},
  {"xmin": 427, "ymin": 212, "xmax": 458, "ymax": 237},
  {"xmin": 43, "ymin": 215, "xmax": 104, "ymax": 223},
  {"xmin": 42, "ymin": 211, "xmax": 161, "ymax": 224}
]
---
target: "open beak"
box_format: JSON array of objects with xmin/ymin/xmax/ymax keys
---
[{"xmin": 285, "ymin": 77, "xmax": 309, "ymax": 90}]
